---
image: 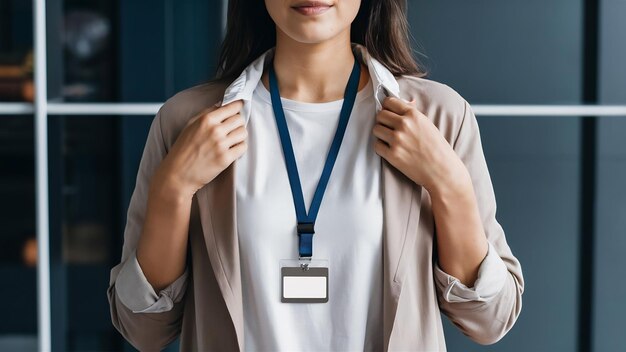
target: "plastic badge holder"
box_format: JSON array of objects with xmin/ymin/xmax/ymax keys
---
[{"xmin": 279, "ymin": 259, "xmax": 329, "ymax": 303}]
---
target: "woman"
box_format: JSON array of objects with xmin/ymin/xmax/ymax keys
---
[{"xmin": 108, "ymin": 0, "xmax": 524, "ymax": 350}]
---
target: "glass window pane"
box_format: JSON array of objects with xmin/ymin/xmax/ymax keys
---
[
  {"xmin": 51, "ymin": 114, "xmax": 169, "ymax": 351},
  {"xmin": 0, "ymin": 0, "xmax": 34, "ymax": 103},
  {"xmin": 0, "ymin": 0, "xmax": 37, "ymax": 349},
  {"xmin": 0, "ymin": 116, "xmax": 37, "ymax": 351},
  {"xmin": 52, "ymin": 0, "xmax": 224, "ymax": 103},
  {"xmin": 49, "ymin": 115, "xmax": 127, "ymax": 351}
]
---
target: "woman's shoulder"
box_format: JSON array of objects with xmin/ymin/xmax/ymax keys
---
[
  {"xmin": 156, "ymin": 80, "xmax": 231, "ymax": 147},
  {"xmin": 396, "ymin": 74, "xmax": 473, "ymax": 142},
  {"xmin": 396, "ymin": 75, "xmax": 468, "ymax": 119}
]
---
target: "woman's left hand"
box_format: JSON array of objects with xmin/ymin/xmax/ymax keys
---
[
  {"xmin": 372, "ymin": 96, "xmax": 470, "ymax": 194},
  {"xmin": 373, "ymin": 96, "xmax": 489, "ymax": 287}
]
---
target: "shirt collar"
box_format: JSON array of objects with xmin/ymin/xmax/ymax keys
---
[{"xmin": 219, "ymin": 42, "xmax": 403, "ymax": 109}]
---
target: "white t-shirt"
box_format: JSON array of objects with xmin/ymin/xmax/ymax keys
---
[{"xmin": 236, "ymin": 75, "xmax": 384, "ymax": 351}]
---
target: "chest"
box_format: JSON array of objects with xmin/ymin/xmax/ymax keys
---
[{"xmin": 235, "ymin": 93, "xmax": 383, "ymax": 257}]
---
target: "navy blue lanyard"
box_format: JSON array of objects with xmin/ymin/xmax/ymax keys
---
[{"xmin": 269, "ymin": 55, "xmax": 361, "ymax": 259}]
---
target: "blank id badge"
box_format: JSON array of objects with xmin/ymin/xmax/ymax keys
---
[{"xmin": 279, "ymin": 259, "xmax": 329, "ymax": 303}]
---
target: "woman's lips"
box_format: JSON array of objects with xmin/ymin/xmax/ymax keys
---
[{"xmin": 291, "ymin": 4, "xmax": 332, "ymax": 16}]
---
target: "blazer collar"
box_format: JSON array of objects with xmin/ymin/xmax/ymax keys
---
[
  {"xmin": 219, "ymin": 42, "xmax": 404, "ymax": 112},
  {"xmin": 196, "ymin": 43, "xmax": 422, "ymax": 351}
]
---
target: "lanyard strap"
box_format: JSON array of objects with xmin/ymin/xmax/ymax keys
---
[{"xmin": 269, "ymin": 55, "xmax": 361, "ymax": 259}]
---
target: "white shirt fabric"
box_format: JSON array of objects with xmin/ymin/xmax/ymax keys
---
[{"xmin": 235, "ymin": 75, "xmax": 385, "ymax": 351}]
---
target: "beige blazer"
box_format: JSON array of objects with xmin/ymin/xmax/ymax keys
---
[{"xmin": 107, "ymin": 44, "xmax": 524, "ymax": 351}]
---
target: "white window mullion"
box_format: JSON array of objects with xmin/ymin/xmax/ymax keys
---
[
  {"xmin": 33, "ymin": 0, "xmax": 51, "ymax": 351},
  {"xmin": 472, "ymin": 104, "xmax": 626, "ymax": 116},
  {"xmin": 46, "ymin": 102, "xmax": 163, "ymax": 115},
  {"xmin": 5, "ymin": 103, "xmax": 626, "ymax": 117},
  {"xmin": 0, "ymin": 103, "xmax": 35, "ymax": 115}
]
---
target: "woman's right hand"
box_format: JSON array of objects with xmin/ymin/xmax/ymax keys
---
[{"xmin": 153, "ymin": 99, "xmax": 247, "ymax": 199}]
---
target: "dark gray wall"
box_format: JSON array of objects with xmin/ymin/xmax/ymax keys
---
[
  {"xmin": 409, "ymin": 0, "xmax": 582, "ymax": 104},
  {"xmin": 593, "ymin": 0, "xmax": 626, "ymax": 351},
  {"xmin": 409, "ymin": 1, "xmax": 584, "ymax": 351}
]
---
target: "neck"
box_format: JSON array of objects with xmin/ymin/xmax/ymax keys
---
[{"xmin": 261, "ymin": 29, "xmax": 369, "ymax": 103}]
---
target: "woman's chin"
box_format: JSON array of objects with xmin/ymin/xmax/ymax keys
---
[{"xmin": 283, "ymin": 28, "xmax": 341, "ymax": 45}]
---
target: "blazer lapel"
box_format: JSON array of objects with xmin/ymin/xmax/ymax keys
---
[
  {"xmin": 381, "ymin": 157, "xmax": 423, "ymax": 350},
  {"xmin": 195, "ymin": 161, "xmax": 245, "ymax": 351}
]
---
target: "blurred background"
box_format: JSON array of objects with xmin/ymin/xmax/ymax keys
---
[{"xmin": 0, "ymin": 0, "xmax": 624, "ymax": 351}]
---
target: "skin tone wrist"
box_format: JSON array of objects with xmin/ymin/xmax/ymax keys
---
[
  {"xmin": 136, "ymin": 164, "xmax": 194, "ymax": 292},
  {"xmin": 150, "ymin": 161, "xmax": 197, "ymax": 204},
  {"xmin": 422, "ymin": 156, "xmax": 471, "ymax": 200},
  {"xmin": 426, "ymin": 161, "xmax": 489, "ymax": 287}
]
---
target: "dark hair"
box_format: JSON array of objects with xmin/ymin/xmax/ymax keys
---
[{"xmin": 210, "ymin": 0, "xmax": 426, "ymax": 84}]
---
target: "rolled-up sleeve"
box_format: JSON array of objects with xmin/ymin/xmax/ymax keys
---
[
  {"xmin": 433, "ymin": 95, "xmax": 524, "ymax": 345},
  {"xmin": 107, "ymin": 106, "xmax": 187, "ymax": 351},
  {"xmin": 434, "ymin": 241, "xmax": 508, "ymax": 303},
  {"xmin": 114, "ymin": 249, "xmax": 189, "ymax": 313}
]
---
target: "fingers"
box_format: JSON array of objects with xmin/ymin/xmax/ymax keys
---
[
  {"xmin": 373, "ymin": 138, "xmax": 391, "ymax": 160},
  {"xmin": 225, "ymin": 125, "xmax": 248, "ymax": 146},
  {"xmin": 228, "ymin": 138, "xmax": 248, "ymax": 159},
  {"xmin": 185, "ymin": 99, "xmax": 242, "ymax": 128},
  {"xmin": 381, "ymin": 96, "xmax": 412, "ymax": 115},
  {"xmin": 185, "ymin": 108, "xmax": 211, "ymax": 127},
  {"xmin": 377, "ymin": 96, "xmax": 425, "ymax": 133},
  {"xmin": 372, "ymin": 123, "xmax": 395, "ymax": 145},
  {"xmin": 221, "ymin": 112, "xmax": 245, "ymax": 133},
  {"xmin": 210, "ymin": 99, "xmax": 244, "ymax": 123},
  {"xmin": 217, "ymin": 113, "xmax": 246, "ymax": 149},
  {"xmin": 375, "ymin": 109, "xmax": 402, "ymax": 129}
]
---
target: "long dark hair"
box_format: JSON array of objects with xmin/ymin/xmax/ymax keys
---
[{"xmin": 211, "ymin": 0, "xmax": 426, "ymax": 84}]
